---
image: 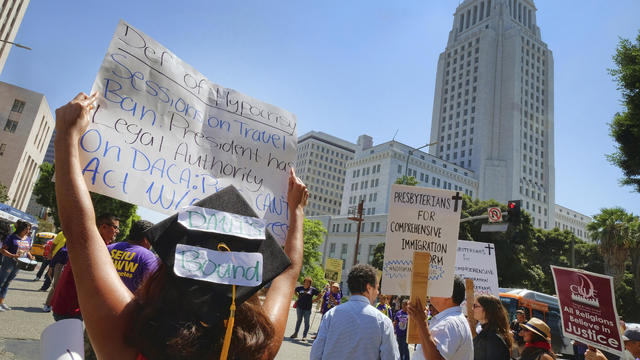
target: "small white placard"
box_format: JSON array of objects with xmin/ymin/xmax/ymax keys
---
[
  {"xmin": 178, "ymin": 206, "xmax": 266, "ymax": 240},
  {"xmin": 40, "ymin": 319, "xmax": 84, "ymax": 360},
  {"xmin": 174, "ymin": 244, "xmax": 263, "ymax": 286}
]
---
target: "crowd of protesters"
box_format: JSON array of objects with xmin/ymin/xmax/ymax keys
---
[{"xmin": 1, "ymin": 92, "xmax": 637, "ymax": 360}]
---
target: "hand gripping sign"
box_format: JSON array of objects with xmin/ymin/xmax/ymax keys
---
[{"xmin": 82, "ymin": 20, "xmax": 297, "ymax": 244}]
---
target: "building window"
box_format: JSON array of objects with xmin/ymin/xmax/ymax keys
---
[
  {"xmin": 3, "ymin": 120, "xmax": 18, "ymax": 133},
  {"xmin": 0, "ymin": 143, "xmax": 5, "ymax": 156},
  {"xmin": 11, "ymin": 100, "xmax": 26, "ymax": 113}
]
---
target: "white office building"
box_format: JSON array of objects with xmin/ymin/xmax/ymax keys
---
[
  {"xmin": 554, "ymin": 205, "xmax": 592, "ymax": 243},
  {"xmin": 341, "ymin": 139, "xmax": 478, "ymax": 216},
  {"xmin": 0, "ymin": 81, "xmax": 54, "ymax": 211},
  {"xmin": 0, "ymin": 0, "xmax": 30, "ymax": 75},
  {"xmin": 429, "ymin": 0, "xmax": 555, "ymax": 229},
  {"xmin": 312, "ymin": 137, "xmax": 479, "ymax": 292},
  {"xmin": 295, "ymin": 131, "xmax": 357, "ymax": 217}
]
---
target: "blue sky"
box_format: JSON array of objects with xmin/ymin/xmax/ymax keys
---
[{"xmin": 2, "ymin": 0, "xmax": 639, "ymax": 223}]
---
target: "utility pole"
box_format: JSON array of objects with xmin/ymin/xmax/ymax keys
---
[{"xmin": 348, "ymin": 200, "xmax": 364, "ymax": 266}]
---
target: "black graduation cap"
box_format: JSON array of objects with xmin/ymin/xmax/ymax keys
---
[{"xmin": 145, "ymin": 185, "xmax": 291, "ymax": 325}]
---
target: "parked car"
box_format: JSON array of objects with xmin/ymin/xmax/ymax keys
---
[{"xmin": 31, "ymin": 232, "xmax": 56, "ymax": 261}]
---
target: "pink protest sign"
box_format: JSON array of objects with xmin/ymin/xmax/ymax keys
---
[{"xmin": 551, "ymin": 266, "xmax": 624, "ymax": 355}]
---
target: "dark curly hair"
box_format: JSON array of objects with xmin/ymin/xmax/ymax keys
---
[
  {"xmin": 347, "ymin": 264, "xmax": 377, "ymax": 294},
  {"xmin": 127, "ymin": 263, "xmax": 275, "ymax": 360}
]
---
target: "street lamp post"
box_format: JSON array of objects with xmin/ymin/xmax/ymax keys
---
[
  {"xmin": 0, "ymin": 39, "xmax": 31, "ymax": 50},
  {"xmin": 348, "ymin": 200, "xmax": 364, "ymax": 266},
  {"xmin": 403, "ymin": 141, "xmax": 438, "ymax": 180}
]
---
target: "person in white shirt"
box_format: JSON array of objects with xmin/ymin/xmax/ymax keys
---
[
  {"xmin": 310, "ymin": 264, "xmax": 399, "ymax": 360},
  {"xmin": 407, "ymin": 275, "xmax": 473, "ymax": 360}
]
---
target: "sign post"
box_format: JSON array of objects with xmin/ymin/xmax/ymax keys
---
[
  {"xmin": 487, "ymin": 207, "xmax": 502, "ymax": 223},
  {"xmin": 465, "ymin": 278, "xmax": 477, "ymax": 338},
  {"xmin": 551, "ymin": 266, "xmax": 624, "ymax": 356},
  {"xmin": 407, "ymin": 251, "xmax": 430, "ymax": 344}
]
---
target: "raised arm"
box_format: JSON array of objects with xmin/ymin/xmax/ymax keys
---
[
  {"xmin": 262, "ymin": 168, "xmax": 308, "ymax": 358},
  {"xmin": 54, "ymin": 93, "xmax": 137, "ymax": 359},
  {"xmin": 407, "ymin": 298, "xmax": 445, "ymax": 360}
]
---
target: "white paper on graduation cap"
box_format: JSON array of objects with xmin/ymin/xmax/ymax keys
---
[
  {"xmin": 178, "ymin": 206, "xmax": 266, "ymax": 240},
  {"xmin": 174, "ymin": 244, "xmax": 263, "ymax": 286}
]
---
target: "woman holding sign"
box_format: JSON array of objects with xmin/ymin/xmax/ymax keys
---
[
  {"xmin": 54, "ymin": 93, "xmax": 309, "ymax": 360},
  {"xmin": 471, "ymin": 295, "xmax": 512, "ymax": 360}
]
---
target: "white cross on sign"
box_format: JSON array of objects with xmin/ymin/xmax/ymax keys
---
[{"xmin": 487, "ymin": 207, "xmax": 502, "ymax": 223}]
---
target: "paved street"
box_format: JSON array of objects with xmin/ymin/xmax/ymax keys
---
[
  {"xmin": 0, "ymin": 267, "xmax": 325, "ymax": 359},
  {"xmin": 0, "ymin": 266, "xmax": 52, "ymax": 359}
]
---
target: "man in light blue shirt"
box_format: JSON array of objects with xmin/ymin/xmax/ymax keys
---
[{"xmin": 310, "ymin": 264, "xmax": 399, "ymax": 360}]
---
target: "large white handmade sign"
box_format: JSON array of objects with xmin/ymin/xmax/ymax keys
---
[
  {"xmin": 455, "ymin": 240, "xmax": 500, "ymax": 296},
  {"xmin": 82, "ymin": 20, "xmax": 297, "ymax": 243},
  {"xmin": 381, "ymin": 184, "xmax": 463, "ymax": 297}
]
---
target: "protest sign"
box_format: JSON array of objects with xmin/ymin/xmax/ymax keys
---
[
  {"xmin": 82, "ymin": 20, "xmax": 297, "ymax": 243},
  {"xmin": 324, "ymin": 258, "xmax": 343, "ymax": 283},
  {"xmin": 455, "ymin": 240, "xmax": 499, "ymax": 296},
  {"xmin": 381, "ymin": 184, "xmax": 462, "ymax": 296},
  {"xmin": 551, "ymin": 265, "xmax": 624, "ymax": 355}
]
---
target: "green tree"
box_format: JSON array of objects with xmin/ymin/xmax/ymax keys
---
[
  {"xmin": 37, "ymin": 219, "xmax": 56, "ymax": 233},
  {"xmin": 32, "ymin": 162, "xmax": 58, "ymax": 225},
  {"xmin": 32, "ymin": 162, "xmax": 137, "ymax": 242},
  {"xmin": 459, "ymin": 196, "xmax": 538, "ymax": 289},
  {"xmin": 395, "ymin": 176, "xmax": 418, "ymax": 186},
  {"xmin": 371, "ymin": 242, "xmax": 385, "ymax": 270},
  {"xmin": 626, "ymin": 219, "xmax": 640, "ymax": 297},
  {"xmin": 0, "ymin": 183, "xmax": 9, "ymax": 203},
  {"xmin": 587, "ymin": 207, "xmax": 635, "ymax": 289},
  {"xmin": 298, "ymin": 219, "xmax": 328, "ymax": 289},
  {"xmin": 607, "ymin": 31, "xmax": 640, "ymax": 192}
]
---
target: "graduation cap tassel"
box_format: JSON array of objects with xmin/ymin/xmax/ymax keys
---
[{"xmin": 218, "ymin": 243, "xmax": 236, "ymax": 360}]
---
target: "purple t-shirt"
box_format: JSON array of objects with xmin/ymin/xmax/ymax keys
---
[
  {"xmin": 2, "ymin": 233, "xmax": 31, "ymax": 256},
  {"xmin": 393, "ymin": 309, "xmax": 409, "ymax": 337},
  {"xmin": 321, "ymin": 291, "xmax": 341, "ymax": 314},
  {"xmin": 107, "ymin": 242, "xmax": 159, "ymax": 293}
]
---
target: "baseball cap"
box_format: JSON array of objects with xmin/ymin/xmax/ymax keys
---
[{"xmin": 623, "ymin": 328, "xmax": 640, "ymax": 342}]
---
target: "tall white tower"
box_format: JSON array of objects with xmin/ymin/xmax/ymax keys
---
[
  {"xmin": 429, "ymin": 0, "xmax": 554, "ymax": 229},
  {"xmin": 0, "ymin": 0, "xmax": 31, "ymax": 75}
]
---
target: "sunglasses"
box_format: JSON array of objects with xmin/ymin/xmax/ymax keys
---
[{"xmin": 104, "ymin": 223, "xmax": 120, "ymax": 230}]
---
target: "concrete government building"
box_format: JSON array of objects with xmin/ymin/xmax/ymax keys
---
[
  {"xmin": 429, "ymin": 0, "xmax": 554, "ymax": 230},
  {"xmin": 0, "ymin": 81, "xmax": 54, "ymax": 211}
]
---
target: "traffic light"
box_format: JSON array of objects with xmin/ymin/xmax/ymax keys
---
[{"xmin": 507, "ymin": 200, "xmax": 521, "ymax": 221}]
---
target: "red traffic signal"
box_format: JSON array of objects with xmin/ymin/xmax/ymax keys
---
[{"xmin": 507, "ymin": 200, "xmax": 521, "ymax": 218}]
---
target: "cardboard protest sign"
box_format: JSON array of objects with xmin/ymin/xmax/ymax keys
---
[
  {"xmin": 324, "ymin": 258, "xmax": 343, "ymax": 283},
  {"xmin": 381, "ymin": 184, "xmax": 462, "ymax": 296},
  {"xmin": 455, "ymin": 240, "xmax": 499, "ymax": 296},
  {"xmin": 551, "ymin": 266, "xmax": 624, "ymax": 355},
  {"xmin": 83, "ymin": 20, "xmax": 297, "ymax": 243}
]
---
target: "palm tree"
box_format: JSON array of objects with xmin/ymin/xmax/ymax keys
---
[
  {"xmin": 587, "ymin": 207, "xmax": 634, "ymax": 289},
  {"xmin": 626, "ymin": 219, "xmax": 640, "ymax": 297}
]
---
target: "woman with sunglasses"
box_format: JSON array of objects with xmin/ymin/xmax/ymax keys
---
[{"xmin": 472, "ymin": 295, "xmax": 512, "ymax": 360}]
